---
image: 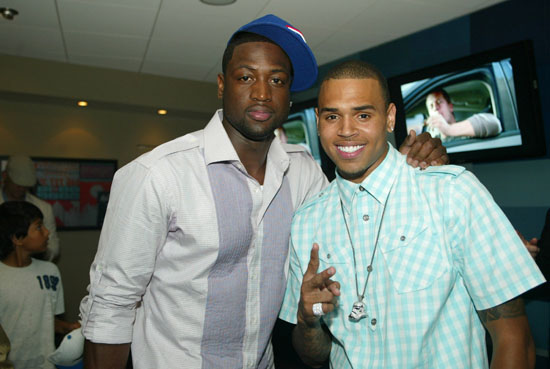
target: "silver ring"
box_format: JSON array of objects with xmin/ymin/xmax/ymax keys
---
[{"xmin": 312, "ymin": 302, "xmax": 324, "ymax": 317}]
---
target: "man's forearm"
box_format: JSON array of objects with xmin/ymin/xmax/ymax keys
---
[
  {"xmin": 449, "ymin": 120, "xmax": 476, "ymax": 137},
  {"xmin": 84, "ymin": 340, "xmax": 131, "ymax": 369},
  {"xmin": 479, "ymin": 298, "xmax": 536, "ymax": 369},
  {"xmin": 292, "ymin": 321, "xmax": 331, "ymax": 368},
  {"xmin": 490, "ymin": 334, "xmax": 535, "ymax": 369}
]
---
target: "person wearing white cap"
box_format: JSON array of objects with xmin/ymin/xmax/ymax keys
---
[
  {"xmin": 79, "ymin": 14, "xmax": 448, "ymax": 369},
  {"xmin": 1, "ymin": 155, "xmax": 60, "ymax": 263}
]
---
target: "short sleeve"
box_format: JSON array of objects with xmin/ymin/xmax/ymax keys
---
[
  {"xmin": 447, "ymin": 171, "xmax": 545, "ymax": 310},
  {"xmin": 469, "ymin": 113, "xmax": 502, "ymax": 137}
]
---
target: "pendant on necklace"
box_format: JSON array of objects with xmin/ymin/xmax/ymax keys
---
[{"xmin": 348, "ymin": 301, "xmax": 367, "ymax": 322}]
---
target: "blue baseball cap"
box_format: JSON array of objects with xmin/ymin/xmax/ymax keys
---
[{"xmin": 228, "ymin": 14, "xmax": 318, "ymax": 92}]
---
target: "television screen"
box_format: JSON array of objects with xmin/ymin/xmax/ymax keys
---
[
  {"xmin": 389, "ymin": 40, "xmax": 545, "ymax": 163},
  {"xmin": 282, "ymin": 103, "xmax": 338, "ymax": 180}
]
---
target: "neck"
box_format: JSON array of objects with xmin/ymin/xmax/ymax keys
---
[
  {"xmin": 2, "ymin": 251, "xmax": 32, "ymax": 267},
  {"xmin": 222, "ymin": 121, "xmax": 274, "ymax": 185},
  {"xmin": 341, "ymin": 143, "xmax": 389, "ymax": 184},
  {"xmin": 235, "ymin": 139, "xmax": 272, "ymax": 185}
]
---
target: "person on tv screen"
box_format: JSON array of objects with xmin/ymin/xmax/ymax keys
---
[{"xmin": 425, "ymin": 89, "xmax": 502, "ymax": 142}]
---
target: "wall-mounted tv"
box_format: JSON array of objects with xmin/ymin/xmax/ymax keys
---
[{"xmin": 388, "ymin": 40, "xmax": 546, "ymax": 164}]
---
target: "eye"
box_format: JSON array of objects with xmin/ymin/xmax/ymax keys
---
[
  {"xmin": 271, "ymin": 77, "xmax": 286, "ymax": 85},
  {"xmin": 239, "ymin": 75, "xmax": 252, "ymax": 82},
  {"xmin": 358, "ymin": 113, "xmax": 370, "ymax": 120},
  {"xmin": 324, "ymin": 114, "xmax": 338, "ymax": 121}
]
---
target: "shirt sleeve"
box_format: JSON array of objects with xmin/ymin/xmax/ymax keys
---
[
  {"xmin": 468, "ymin": 113, "xmax": 502, "ymax": 137},
  {"xmin": 447, "ymin": 171, "xmax": 545, "ymax": 310},
  {"xmin": 80, "ymin": 160, "xmax": 172, "ymax": 344}
]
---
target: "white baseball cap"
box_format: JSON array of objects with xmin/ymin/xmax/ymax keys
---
[
  {"xmin": 47, "ymin": 326, "xmax": 84, "ymax": 367},
  {"xmin": 6, "ymin": 155, "xmax": 36, "ymax": 187}
]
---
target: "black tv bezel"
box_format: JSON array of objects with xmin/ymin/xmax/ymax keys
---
[{"xmin": 388, "ymin": 40, "xmax": 546, "ymax": 164}]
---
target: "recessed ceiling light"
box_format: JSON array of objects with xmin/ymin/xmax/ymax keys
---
[
  {"xmin": 157, "ymin": 109, "xmax": 167, "ymax": 115},
  {"xmin": 200, "ymin": 0, "xmax": 236, "ymax": 5},
  {"xmin": 0, "ymin": 8, "xmax": 18, "ymax": 20},
  {"xmin": 77, "ymin": 101, "xmax": 88, "ymax": 107}
]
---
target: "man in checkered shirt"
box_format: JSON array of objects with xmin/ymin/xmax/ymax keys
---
[{"xmin": 279, "ymin": 60, "xmax": 545, "ymax": 369}]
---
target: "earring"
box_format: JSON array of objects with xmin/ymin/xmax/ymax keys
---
[{"xmin": 289, "ymin": 101, "xmax": 293, "ymax": 107}]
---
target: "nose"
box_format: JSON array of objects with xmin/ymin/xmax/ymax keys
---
[
  {"xmin": 250, "ymin": 78, "xmax": 272, "ymax": 102},
  {"xmin": 337, "ymin": 116, "xmax": 357, "ymax": 138},
  {"xmin": 43, "ymin": 226, "xmax": 50, "ymax": 238}
]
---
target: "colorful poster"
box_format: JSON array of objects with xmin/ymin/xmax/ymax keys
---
[{"xmin": 1, "ymin": 157, "xmax": 116, "ymax": 230}]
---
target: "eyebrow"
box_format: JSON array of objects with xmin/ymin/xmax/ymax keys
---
[
  {"xmin": 353, "ymin": 105, "xmax": 376, "ymax": 111},
  {"xmin": 319, "ymin": 104, "xmax": 376, "ymax": 113},
  {"xmin": 235, "ymin": 65, "xmax": 289, "ymax": 74}
]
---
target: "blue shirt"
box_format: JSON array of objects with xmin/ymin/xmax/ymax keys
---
[{"xmin": 279, "ymin": 144, "xmax": 544, "ymax": 369}]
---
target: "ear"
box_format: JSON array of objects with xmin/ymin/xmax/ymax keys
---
[
  {"xmin": 217, "ymin": 73, "xmax": 225, "ymax": 99},
  {"xmin": 386, "ymin": 103, "xmax": 397, "ymax": 132},
  {"xmin": 315, "ymin": 107, "xmax": 320, "ymax": 135},
  {"xmin": 11, "ymin": 235, "xmax": 24, "ymax": 247}
]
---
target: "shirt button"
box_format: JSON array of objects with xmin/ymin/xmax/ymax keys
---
[
  {"xmin": 371, "ymin": 318, "xmax": 377, "ymax": 326},
  {"xmin": 363, "ymin": 214, "xmax": 369, "ymax": 222},
  {"xmin": 327, "ymin": 253, "xmax": 331, "ymax": 259},
  {"xmin": 400, "ymin": 235, "xmax": 406, "ymax": 241}
]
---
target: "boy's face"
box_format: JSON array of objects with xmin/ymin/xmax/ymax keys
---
[
  {"xmin": 17, "ymin": 219, "xmax": 49, "ymax": 254},
  {"xmin": 316, "ymin": 77, "xmax": 395, "ymax": 183}
]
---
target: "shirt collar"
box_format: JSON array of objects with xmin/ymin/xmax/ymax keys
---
[
  {"xmin": 203, "ymin": 109, "xmax": 290, "ymax": 173},
  {"xmin": 336, "ymin": 144, "xmax": 401, "ymax": 213}
]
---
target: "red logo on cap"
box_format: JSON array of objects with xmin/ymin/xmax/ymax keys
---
[{"xmin": 286, "ymin": 25, "xmax": 306, "ymax": 43}]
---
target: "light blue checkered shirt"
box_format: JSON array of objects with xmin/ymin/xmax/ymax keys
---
[{"xmin": 280, "ymin": 144, "xmax": 545, "ymax": 369}]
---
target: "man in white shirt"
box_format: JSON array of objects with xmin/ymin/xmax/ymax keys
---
[{"xmin": 80, "ymin": 15, "xmax": 448, "ymax": 369}]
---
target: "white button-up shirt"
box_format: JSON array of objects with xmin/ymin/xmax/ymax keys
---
[{"xmin": 80, "ymin": 110, "xmax": 327, "ymax": 369}]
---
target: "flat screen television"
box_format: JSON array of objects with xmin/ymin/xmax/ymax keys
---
[{"xmin": 388, "ymin": 40, "xmax": 546, "ymax": 164}]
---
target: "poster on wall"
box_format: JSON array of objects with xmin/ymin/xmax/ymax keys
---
[{"xmin": 1, "ymin": 157, "xmax": 117, "ymax": 230}]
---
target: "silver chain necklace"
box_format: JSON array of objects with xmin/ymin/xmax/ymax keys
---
[{"xmin": 339, "ymin": 194, "xmax": 388, "ymax": 322}]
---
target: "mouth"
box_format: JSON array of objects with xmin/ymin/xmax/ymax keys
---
[
  {"xmin": 336, "ymin": 144, "xmax": 365, "ymax": 159},
  {"xmin": 247, "ymin": 106, "xmax": 273, "ymax": 122}
]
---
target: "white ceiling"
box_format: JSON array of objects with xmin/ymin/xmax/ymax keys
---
[{"xmin": 0, "ymin": 0, "xmax": 506, "ymax": 85}]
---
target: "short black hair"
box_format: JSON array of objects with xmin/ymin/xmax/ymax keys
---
[
  {"xmin": 321, "ymin": 60, "xmax": 390, "ymax": 107},
  {"xmin": 0, "ymin": 201, "xmax": 43, "ymax": 260},
  {"xmin": 221, "ymin": 31, "xmax": 294, "ymax": 78},
  {"xmin": 427, "ymin": 88, "xmax": 452, "ymax": 104}
]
